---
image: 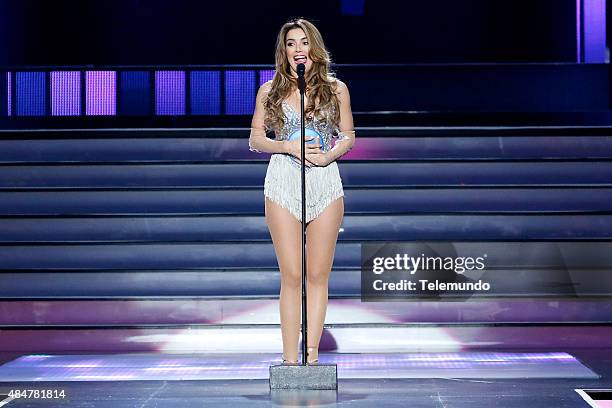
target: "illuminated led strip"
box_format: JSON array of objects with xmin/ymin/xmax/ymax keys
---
[
  {"xmin": 190, "ymin": 71, "xmax": 220, "ymax": 115},
  {"xmin": 86, "ymin": 71, "xmax": 116, "ymax": 116},
  {"xmin": 577, "ymin": 0, "xmax": 607, "ymax": 63},
  {"xmin": 6, "ymin": 68, "xmax": 269, "ymax": 117},
  {"xmin": 15, "ymin": 72, "xmax": 46, "ymax": 116},
  {"xmin": 259, "ymin": 69, "xmax": 275, "ymax": 86},
  {"xmin": 155, "ymin": 71, "xmax": 185, "ymax": 115},
  {"xmin": 584, "ymin": 0, "xmax": 606, "ymax": 63},
  {"xmin": 6, "ymin": 72, "xmax": 10, "ymax": 117},
  {"xmin": 51, "ymin": 71, "xmax": 81, "ymax": 116},
  {"xmin": 577, "ymin": 0, "xmax": 582, "ymax": 61},
  {"xmin": 225, "ymin": 70, "xmax": 255, "ymax": 115}
]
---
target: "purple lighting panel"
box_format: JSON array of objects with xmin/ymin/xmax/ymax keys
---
[
  {"xmin": 259, "ymin": 70, "xmax": 275, "ymax": 86},
  {"xmin": 225, "ymin": 70, "xmax": 255, "ymax": 115},
  {"xmin": 86, "ymin": 71, "xmax": 116, "ymax": 116},
  {"xmin": 584, "ymin": 0, "xmax": 606, "ymax": 63},
  {"xmin": 577, "ymin": 0, "xmax": 582, "ymax": 61},
  {"xmin": 51, "ymin": 71, "xmax": 81, "ymax": 116},
  {"xmin": 155, "ymin": 71, "xmax": 185, "ymax": 115},
  {"xmin": 7, "ymin": 72, "xmax": 11, "ymax": 116},
  {"xmin": 190, "ymin": 71, "xmax": 220, "ymax": 115},
  {"xmin": 15, "ymin": 72, "xmax": 46, "ymax": 116}
]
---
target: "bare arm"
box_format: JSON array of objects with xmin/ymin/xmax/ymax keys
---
[
  {"xmin": 248, "ymin": 81, "xmax": 288, "ymax": 154},
  {"xmin": 325, "ymin": 79, "xmax": 355, "ymax": 163}
]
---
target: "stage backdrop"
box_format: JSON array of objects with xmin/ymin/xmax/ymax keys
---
[{"xmin": 0, "ymin": 0, "xmax": 604, "ymax": 66}]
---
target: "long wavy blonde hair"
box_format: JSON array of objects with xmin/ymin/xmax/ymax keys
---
[{"xmin": 263, "ymin": 18, "xmax": 340, "ymax": 133}]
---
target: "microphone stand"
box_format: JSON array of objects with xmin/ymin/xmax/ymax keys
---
[
  {"xmin": 268, "ymin": 64, "xmax": 337, "ymax": 389},
  {"xmin": 298, "ymin": 65, "xmax": 308, "ymax": 366}
]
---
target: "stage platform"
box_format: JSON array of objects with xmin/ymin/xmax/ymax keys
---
[
  {"xmin": 0, "ymin": 351, "xmax": 598, "ymax": 382},
  {"xmin": 0, "ymin": 348, "xmax": 610, "ymax": 407}
]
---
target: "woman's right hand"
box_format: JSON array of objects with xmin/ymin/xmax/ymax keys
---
[{"xmin": 284, "ymin": 136, "xmax": 321, "ymax": 167}]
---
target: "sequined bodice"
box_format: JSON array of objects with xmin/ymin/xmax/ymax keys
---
[{"xmin": 278, "ymin": 101, "xmax": 337, "ymax": 151}]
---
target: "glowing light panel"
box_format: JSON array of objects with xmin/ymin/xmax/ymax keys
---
[
  {"xmin": 259, "ymin": 70, "xmax": 275, "ymax": 86},
  {"xmin": 190, "ymin": 71, "xmax": 220, "ymax": 115},
  {"xmin": 86, "ymin": 71, "xmax": 116, "ymax": 116},
  {"xmin": 16, "ymin": 72, "xmax": 46, "ymax": 116},
  {"xmin": 584, "ymin": 0, "xmax": 606, "ymax": 63},
  {"xmin": 225, "ymin": 70, "xmax": 255, "ymax": 115},
  {"xmin": 6, "ymin": 72, "xmax": 11, "ymax": 116},
  {"xmin": 51, "ymin": 71, "xmax": 81, "ymax": 116},
  {"xmin": 155, "ymin": 71, "xmax": 185, "ymax": 115}
]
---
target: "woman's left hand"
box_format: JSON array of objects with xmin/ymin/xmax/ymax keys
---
[{"xmin": 305, "ymin": 150, "xmax": 331, "ymax": 167}]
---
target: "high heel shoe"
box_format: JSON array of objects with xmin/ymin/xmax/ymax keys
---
[
  {"xmin": 306, "ymin": 347, "xmax": 319, "ymax": 365},
  {"xmin": 282, "ymin": 357, "xmax": 298, "ymax": 365}
]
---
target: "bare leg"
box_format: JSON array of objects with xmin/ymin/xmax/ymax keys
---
[
  {"xmin": 305, "ymin": 197, "xmax": 344, "ymax": 362},
  {"xmin": 265, "ymin": 198, "xmax": 302, "ymax": 362}
]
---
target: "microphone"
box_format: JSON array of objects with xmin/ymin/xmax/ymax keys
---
[{"xmin": 297, "ymin": 63, "xmax": 306, "ymax": 94}]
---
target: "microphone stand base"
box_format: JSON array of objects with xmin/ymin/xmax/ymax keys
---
[{"xmin": 269, "ymin": 363, "xmax": 337, "ymax": 389}]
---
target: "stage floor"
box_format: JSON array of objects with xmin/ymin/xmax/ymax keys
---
[
  {"xmin": 0, "ymin": 351, "xmax": 598, "ymax": 382},
  {"xmin": 0, "ymin": 348, "xmax": 610, "ymax": 407}
]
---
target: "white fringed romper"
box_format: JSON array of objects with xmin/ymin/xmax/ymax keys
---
[{"xmin": 251, "ymin": 101, "xmax": 344, "ymax": 223}]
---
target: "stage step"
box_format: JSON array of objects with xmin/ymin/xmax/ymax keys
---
[
  {"xmin": 1, "ymin": 298, "xmax": 611, "ymax": 326},
  {"xmin": 1, "ymin": 161, "xmax": 611, "ymax": 188},
  {"xmin": 0, "ymin": 214, "xmax": 611, "ymax": 242},
  {"xmin": 0, "ymin": 188, "xmax": 611, "ymax": 215},
  {"xmin": 1, "ymin": 128, "xmax": 612, "ymax": 163},
  {"xmin": 0, "ymin": 127, "xmax": 610, "ymax": 303}
]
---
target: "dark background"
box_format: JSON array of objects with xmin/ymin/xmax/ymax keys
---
[{"xmin": 0, "ymin": 0, "xmax": 582, "ymax": 66}]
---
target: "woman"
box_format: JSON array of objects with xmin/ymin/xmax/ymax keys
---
[{"xmin": 249, "ymin": 18, "xmax": 355, "ymax": 364}]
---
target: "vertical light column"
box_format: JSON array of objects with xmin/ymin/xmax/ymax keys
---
[
  {"xmin": 258, "ymin": 69, "xmax": 275, "ymax": 86},
  {"xmin": 86, "ymin": 71, "xmax": 116, "ymax": 116},
  {"xmin": 51, "ymin": 71, "xmax": 81, "ymax": 116},
  {"xmin": 190, "ymin": 71, "xmax": 220, "ymax": 115},
  {"xmin": 225, "ymin": 70, "xmax": 255, "ymax": 115},
  {"xmin": 120, "ymin": 71, "xmax": 150, "ymax": 115},
  {"xmin": 577, "ymin": 0, "xmax": 582, "ymax": 62},
  {"xmin": 16, "ymin": 72, "xmax": 46, "ymax": 116},
  {"xmin": 6, "ymin": 72, "xmax": 10, "ymax": 116},
  {"xmin": 155, "ymin": 71, "xmax": 185, "ymax": 115},
  {"xmin": 584, "ymin": 0, "xmax": 606, "ymax": 63}
]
